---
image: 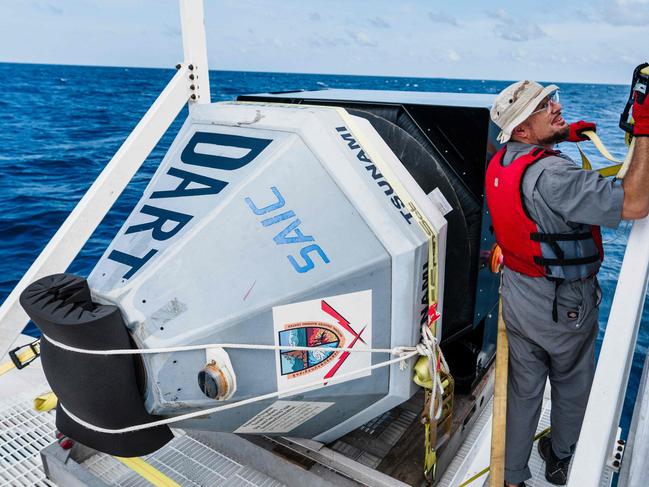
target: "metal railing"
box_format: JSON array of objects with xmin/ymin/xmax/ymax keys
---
[
  {"xmin": 0, "ymin": 0, "xmax": 210, "ymax": 358},
  {"xmin": 568, "ymin": 216, "xmax": 649, "ymax": 487}
]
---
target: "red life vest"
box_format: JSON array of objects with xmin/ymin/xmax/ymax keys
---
[{"xmin": 485, "ymin": 146, "xmax": 604, "ymax": 278}]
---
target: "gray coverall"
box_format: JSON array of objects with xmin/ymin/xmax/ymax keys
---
[{"xmin": 499, "ymin": 141, "xmax": 624, "ymax": 484}]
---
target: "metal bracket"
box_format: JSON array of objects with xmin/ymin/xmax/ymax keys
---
[{"xmin": 606, "ymin": 426, "xmax": 626, "ymax": 472}]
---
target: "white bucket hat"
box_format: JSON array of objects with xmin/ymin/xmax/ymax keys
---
[{"xmin": 490, "ymin": 80, "xmax": 559, "ymax": 143}]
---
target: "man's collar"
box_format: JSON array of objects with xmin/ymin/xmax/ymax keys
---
[{"xmin": 507, "ymin": 141, "xmax": 559, "ymax": 153}]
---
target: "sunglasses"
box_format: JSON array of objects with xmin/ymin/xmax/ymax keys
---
[{"xmin": 530, "ymin": 91, "xmax": 560, "ymax": 116}]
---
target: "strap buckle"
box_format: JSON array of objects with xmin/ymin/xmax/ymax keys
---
[{"xmin": 8, "ymin": 339, "xmax": 41, "ymax": 370}]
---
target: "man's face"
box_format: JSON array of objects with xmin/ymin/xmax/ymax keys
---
[{"xmin": 521, "ymin": 95, "xmax": 569, "ymax": 146}]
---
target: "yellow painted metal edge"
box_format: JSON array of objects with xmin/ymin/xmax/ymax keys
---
[{"xmin": 116, "ymin": 457, "xmax": 181, "ymax": 487}]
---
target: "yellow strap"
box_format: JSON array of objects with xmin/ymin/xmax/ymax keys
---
[
  {"xmin": 457, "ymin": 427, "xmax": 553, "ymax": 486},
  {"xmin": 581, "ymin": 131, "xmax": 623, "ymax": 163},
  {"xmin": 575, "ymin": 130, "xmax": 634, "ymax": 178},
  {"xmin": 332, "ymin": 108, "xmax": 446, "ymax": 483},
  {"xmin": 424, "ymin": 421, "xmax": 437, "ymax": 479},
  {"xmin": 32, "ymin": 393, "xmax": 176, "ymax": 486},
  {"xmin": 458, "ymin": 466, "xmax": 490, "ymax": 487},
  {"xmin": 0, "ymin": 346, "xmax": 38, "ymax": 376},
  {"xmin": 116, "ymin": 457, "xmax": 181, "ymax": 487},
  {"xmin": 34, "ymin": 392, "xmax": 58, "ymax": 412}
]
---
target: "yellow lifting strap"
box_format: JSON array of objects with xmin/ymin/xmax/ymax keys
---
[
  {"xmin": 116, "ymin": 457, "xmax": 181, "ymax": 487},
  {"xmin": 34, "ymin": 392, "xmax": 58, "ymax": 412},
  {"xmin": 332, "ymin": 107, "xmax": 448, "ymax": 483},
  {"xmin": 576, "ymin": 130, "xmax": 636, "ymax": 178},
  {"xmin": 0, "ymin": 339, "xmax": 40, "ymax": 377}
]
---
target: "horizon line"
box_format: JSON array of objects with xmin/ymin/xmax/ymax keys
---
[{"xmin": 0, "ymin": 61, "xmax": 627, "ymax": 88}]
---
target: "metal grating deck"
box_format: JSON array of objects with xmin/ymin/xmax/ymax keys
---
[
  {"xmin": 83, "ymin": 434, "xmax": 286, "ymax": 487},
  {"xmin": 438, "ymin": 388, "xmax": 617, "ymax": 487},
  {"xmin": 0, "ymin": 392, "xmax": 57, "ymax": 486}
]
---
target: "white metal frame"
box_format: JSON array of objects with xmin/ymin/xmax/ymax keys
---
[
  {"xmin": 568, "ymin": 217, "xmax": 649, "ymax": 487},
  {"xmin": 3, "ymin": 1, "xmax": 649, "ymax": 485},
  {"xmin": 0, "ymin": 0, "xmax": 210, "ymax": 357}
]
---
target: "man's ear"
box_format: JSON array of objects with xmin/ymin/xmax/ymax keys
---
[{"xmin": 513, "ymin": 124, "xmax": 527, "ymax": 137}]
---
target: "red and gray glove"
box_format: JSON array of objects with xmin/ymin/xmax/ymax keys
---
[
  {"xmin": 567, "ymin": 120, "xmax": 596, "ymax": 142},
  {"xmin": 633, "ymin": 92, "xmax": 649, "ymax": 137}
]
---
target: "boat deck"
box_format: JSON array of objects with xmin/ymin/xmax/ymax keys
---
[
  {"xmin": 0, "ymin": 334, "xmax": 617, "ymax": 486},
  {"xmin": 439, "ymin": 383, "xmax": 616, "ymax": 487}
]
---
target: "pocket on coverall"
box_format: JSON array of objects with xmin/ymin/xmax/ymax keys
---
[{"xmin": 556, "ymin": 278, "xmax": 600, "ymax": 331}]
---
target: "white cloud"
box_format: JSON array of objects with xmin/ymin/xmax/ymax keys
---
[
  {"xmin": 428, "ymin": 11, "xmax": 459, "ymax": 27},
  {"xmin": 162, "ymin": 24, "xmax": 180, "ymax": 38},
  {"xmin": 31, "ymin": 1, "xmax": 62, "ymax": 15},
  {"xmin": 494, "ymin": 22, "xmax": 546, "ymax": 42},
  {"xmin": 447, "ymin": 49, "xmax": 460, "ymax": 62},
  {"xmin": 487, "ymin": 8, "xmax": 546, "ymax": 42},
  {"xmin": 346, "ymin": 30, "xmax": 377, "ymax": 47},
  {"xmin": 307, "ymin": 34, "xmax": 350, "ymax": 49},
  {"xmin": 486, "ymin": 9, "xmax": 510, "ymax": 21},
  {"xmin": 601, "ymin": 0, "xmax": 649, "ymax": 25},
  {"xmin": 368, "ymin": 16, "xmax": 390, "ymax": 28}
]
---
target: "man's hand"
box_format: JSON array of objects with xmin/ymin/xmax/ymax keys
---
[
  {"xmin": 567, "ymin": 120, "xmax": 596, "ymax": 142},
  {"xmin": 633, "ymin": 91, "xmax": 649, "ymax": 137}
]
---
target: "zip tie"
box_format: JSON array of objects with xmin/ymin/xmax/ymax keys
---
[
  {"xmin": 58, "ymin": 350, "xmax": 419, "ymax": 435},
  {"xmin": 40, "ymin": 333, "xmax": 413, "ymax": 357}
]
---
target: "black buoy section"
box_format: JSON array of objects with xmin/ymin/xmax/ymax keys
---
[
  {"xmin": 346, "ymin": 109, "xmax": 480, "ymax": 337},
  {"xmin": 20, "ymin": 273, "xmax": 173, "ymax": 457}
]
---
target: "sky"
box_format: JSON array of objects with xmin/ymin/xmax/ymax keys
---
[{"xmin": 0, "ymin": 0, "xmax": 648, "ymax": 84}]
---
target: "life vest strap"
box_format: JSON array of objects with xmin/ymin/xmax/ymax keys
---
[
  {"xmin": 530, "ymin": 232, "xmax": 593, "ymax": 242},
  {"xmin": 534, "ymin": 254, "xmax": 601, "ymax": 266}
]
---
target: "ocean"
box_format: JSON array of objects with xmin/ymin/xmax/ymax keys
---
[{"xmin": 0, "ymin": 62, "xmax": 646, "ymax": 439}]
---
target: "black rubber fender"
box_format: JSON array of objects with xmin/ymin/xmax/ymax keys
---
[{"xmin": 20, "ymin": 273, "xmax": 173, "ymax": 457}]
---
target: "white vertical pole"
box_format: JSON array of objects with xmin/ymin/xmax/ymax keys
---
[
  {"xmin": 180, "ymin": 0, "xmax": 211, "ymax": 107},
  {"xmin": 568, "ymin": 216, "xmax": 649, "ymax": 487}
]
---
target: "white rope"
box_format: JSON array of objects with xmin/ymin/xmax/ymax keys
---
[
  {"xmin": 59, "ymin": 350, "xmax": 419, "ymax": 434},
  {"xmin": 415, "ymin": 324, "xmax": 448, "ymax": 420},
  {"xmin": 42, "ymin": 329, "xmax": 443, "ymax": 435},
  {"xmin": 40, "ymin": 333, "xmax": 412, "ymax": 357}
]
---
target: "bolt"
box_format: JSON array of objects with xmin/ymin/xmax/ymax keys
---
[
  {"xmin": 618, "ymin": 439, "xmax": 626, "ymax": 445},
  {"xmin": 617, "ymin": 445, "xmax": 623, "ymax": 452},
  {"xmin": 175, "ymin": 63, "xmax": 181, "ymax": 69},
  {"xmin": 613, "ymin": 460, "xmax": 620, "ymax": 468},
  {"xmin": 188, "ymin": 64, "xmax": 194, "ymax": 70},
  {"xmin": 190, "ymin": 84, "xmax": 196, "ymax": 90},
  {"xmin": 190, "ymin": 94, "xmax": 197, "ymax": 100},
  {"xmin": 189, "ymin": 74, "xmax": 195, "ymax": 80}
]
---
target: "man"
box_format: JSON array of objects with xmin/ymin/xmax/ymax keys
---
[{"xmin": 485, "ymin": 76, "xmax": 649, "ymax": 487}]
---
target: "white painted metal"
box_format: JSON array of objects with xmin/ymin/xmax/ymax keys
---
[
  {"xmin": 0, "ymin": 392, "xmax": 57, "ymax": 486},
  {"xmin": 439, "ymin": 381, "xmax": 559, "ymax": 487},
  {"xmin": 0, "ymin": 66, "xmax": 192, "ymax": 359},
  {"xmin": 618, "ymin": 352, "xmax": 649, "ymax": 487},
  {"xmin": 568, "ymin": 216, "xmax": 649, "ymax": 487},
  {"xmin": 180, "ymin": 0, "xmax": 211, "ymax": 107},
  {"xmin": 83, "ymin": 435, "xmax": 285, "ymax": 486}
]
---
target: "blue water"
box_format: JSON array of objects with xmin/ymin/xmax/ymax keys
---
[{"xmin": 1, "ymin": 63, "xmax": 647, "ymax": 440}]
